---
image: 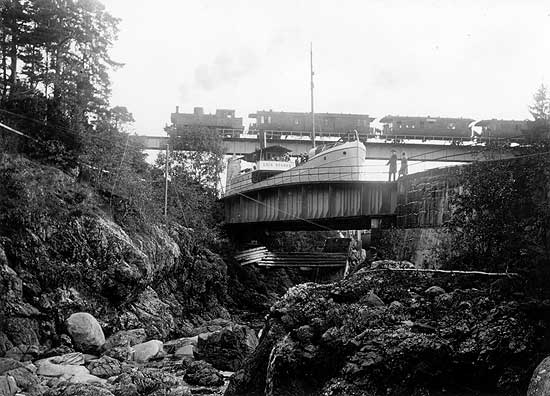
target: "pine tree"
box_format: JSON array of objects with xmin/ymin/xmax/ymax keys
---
[{"xmin": 529, "ymin": 83, "xmax": 549, "ymax": 121}]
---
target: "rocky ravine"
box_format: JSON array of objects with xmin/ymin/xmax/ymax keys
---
[
  {"xmin": 0, "ymin": 311, "xmax": 258, "ymax": 395},
  {"xmin": 0, "ymin": 155, "xmax": 265, "ymax": 395},
  {"xmin": 226, "ymin": 267, "xmax": 550, "ymax": 396}
]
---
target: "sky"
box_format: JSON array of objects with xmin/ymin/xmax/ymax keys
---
[{"xmin": 101, "ymin": 0, "xmax": 550, "ymax": 136}]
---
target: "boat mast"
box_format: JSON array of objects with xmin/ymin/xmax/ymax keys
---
[{"xmin": 310, "ymin": 42, "xmax": 315, "ymax": 148}]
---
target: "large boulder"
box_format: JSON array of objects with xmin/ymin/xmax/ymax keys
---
[
  {"xmin": 35, "ymin": 357, "xmax": 90, "ymax": 378},
  {"xmin": 196, "ymin": 323, "xmax": 258, "ymax": 371},
  {"xmin": 425, "ymin": 285, "xmax": 446, "ymax": 297},
  {"xmin": 528, "ymin": 356, "xmax": 550, "ymax": 396},
  {"xmin": 132, "ymin": 340, "xmax": 164, "ymax": 363},
  {"xmin": 65, "ymin": 313, "xmax": 105, "ymax": 353}
]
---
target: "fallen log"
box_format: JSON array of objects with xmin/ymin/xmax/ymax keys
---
[{"xmin": 361, "ymin": 268, "xmax": 519, "ymax": 277}]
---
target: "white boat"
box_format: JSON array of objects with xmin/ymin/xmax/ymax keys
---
[{"xmin": 224, "ymin": 136, "xmax": 368, "ymax": 197}]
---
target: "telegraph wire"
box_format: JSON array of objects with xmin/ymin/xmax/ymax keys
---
[{"xmin": 0, "ymin": 108, "xmax": 145, "ymax": 152}]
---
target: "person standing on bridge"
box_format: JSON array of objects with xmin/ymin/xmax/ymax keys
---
[
  {"xmin": 399, "ymin": 152, "xmax": 408, "ymax": 178},
  {"xmin": 387, "ymin": 150, "xmax": 398, "ymax": 181}
]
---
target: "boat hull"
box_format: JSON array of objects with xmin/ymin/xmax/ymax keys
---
[{"xmin": 224, "ymin": 140, "xmax": 369, "ymax": 197}]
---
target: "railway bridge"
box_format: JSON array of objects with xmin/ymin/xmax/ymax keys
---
[
  {"xmin": 221, "ymin": 164, "xmax": 398, "ymax": 236},
  {"xmin": 221, "ymin": 164, "xmax": 466, "ymax": 236},
  {"xmin": 136, "ymin": 130, "xmax": 514, "ymax": 162}
]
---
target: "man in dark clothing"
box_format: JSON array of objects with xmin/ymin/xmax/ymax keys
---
[
  {"xmin": 387, "ymin": 150, "xmax": 397, "ymax": 181},
  {"xmin": 399, "ymin": 152, "xmax": 408, "ymax": 178}
]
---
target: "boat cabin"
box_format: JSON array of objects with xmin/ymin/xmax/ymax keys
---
[
  {"xmin": 241, "ymin": 145, "xmax": 294, "ymax": 182},
  {"xmin": 226, "ymin": 145, "xmax": 295, "ymax": 191}
]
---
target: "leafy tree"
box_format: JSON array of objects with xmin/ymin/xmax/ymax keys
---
[
  {"xmin": 109, "ymin": 106, "xmax": 134, "ymax": 131},
  {"xmin": 167, "ymin": 125, "xmax": 225, "ymax": 191}
]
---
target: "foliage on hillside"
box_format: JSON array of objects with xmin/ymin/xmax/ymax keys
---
[
  {"xmin": 439, "ymin": 154, "xmax": 550, "ymax": 287},
  {"xmin": 0, "ymin": 154, "xmax": 229, "ymax": 346},
  {"xmin": 437, "ymin": 87, "xmax": 550, "ymax": 280}
]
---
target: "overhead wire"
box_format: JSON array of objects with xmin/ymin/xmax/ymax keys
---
[{"xmin": 0, "ymin": 108, "xmax": 145, "ymax": 152}]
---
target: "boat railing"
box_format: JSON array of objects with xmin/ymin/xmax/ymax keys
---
[{"xmin": 224, "ymin": 163, "xmax": 373, "ymax": 197}]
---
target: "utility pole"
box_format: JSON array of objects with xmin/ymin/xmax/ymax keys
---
[
  {"xmin": 164, "ymin": 143, "xmax": 169, "ymax": 219},
  {"xmin": 310, "ymin": 42, "xmax": 315, "ymax": 148}
]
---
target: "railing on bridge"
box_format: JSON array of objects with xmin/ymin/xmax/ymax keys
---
[
  {"xmin": 206, "ymin": 128, "xmax": 477, "ymax": 143},
  {"xmin": 225, "ymin": 164, "xmax": 378, "ymax": 197}
]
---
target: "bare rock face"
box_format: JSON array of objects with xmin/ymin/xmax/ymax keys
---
[
  {"xmin": 87, "ymin": 356, "xmax": 125, "ymax": 378},
  {"xmin": 43, "ymin": 383, "xmax": 114, "ymax": 396},
  {"xmin": 65, "ymin": 313, "xmax": 105, "ymax": 353},
  {"xmin": 0, "ymin": 358, "xmax": 39, "ymax": 394},
  {"xmin": 0, "ymin": 375, "xmax": 18, "ymax": 396},
  {"xmin": 528, "ymin": 356, "xmax": 550, "ymax": 396},
  {"xmin": 118, "ymin": 288, "xmax": 175, "ymax": 340},
  {"xmin": 226, "ymin": 271, "xmax": 548, "ymax": 396},
  {"xmin": 111, "ymin": 367, "xmax": 187, "ymax": 396},
  {"xmin": 102, "ymin": 329, "xmax": 146, "ymax": 352},
  {"xmin": 195, "ymin": 323, "xmax": 258, "ymax": 371},
  {"xmin": 184, "ymin": 360, "xmax": 224, "ymax": 387},
  {"xmin": 4, "ymin": 344, "xmax": 40, "ymax": 362},
  {"xmin": 0, "ymin": 333, "xmax": 13, "ymax": 358},
  {"xmin": 102, "ymin": 345, "xmax": 133, "ymax": 362}
]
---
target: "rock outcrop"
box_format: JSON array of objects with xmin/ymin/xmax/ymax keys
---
[
  {"xmin": 226, "ymin": 269, "xmax": 550, "ymax": 396},
  {"xmin": 528, "ymin": 356, "xmax": 550, "ymax": 396},
  {"xmin": 0, "ymin": 156, "xmax": 229, "ymax": 355},
  {"xmin": 196, "ymin": 324, "xmax": 258, "ymax": 371}
]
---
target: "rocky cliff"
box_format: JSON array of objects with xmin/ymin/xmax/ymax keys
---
[
  {"xmin": 0, "ymin": 154, "xmax": 229, "ymax": 354},
  {"xmin": 226, "ymin": 267, "xmax": 550, "ymax": 396}
]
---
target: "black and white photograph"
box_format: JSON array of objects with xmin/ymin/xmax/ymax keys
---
[{"xmin": 1, "ymin": 1, "xmax": 550, "ymax": 395}]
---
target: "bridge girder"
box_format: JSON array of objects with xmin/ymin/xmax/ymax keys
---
[{"xmin": 222, "ymin": 181, "xmax": 397, "ymax": 232}]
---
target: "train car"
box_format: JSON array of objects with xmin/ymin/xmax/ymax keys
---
[
  {"xmin": 378, "ymin": 116, "xmax": 475, "ymax": 140},
  {"xmin": 170, "ymin": 106, "xmax": 244, "ymax": 130},
  {"xmin": 473, "ymin": 119, "xmax": 528, "ymax": 141},
  {"xmin": 249, "ymin": 110, "xmax": 374, "ymax": 136}
]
